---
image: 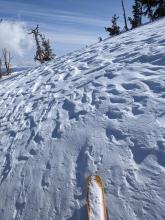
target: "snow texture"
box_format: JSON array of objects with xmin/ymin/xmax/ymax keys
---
[{"xmin": 0, "ymin": 18, "xmax": 165, "ymax": 220}]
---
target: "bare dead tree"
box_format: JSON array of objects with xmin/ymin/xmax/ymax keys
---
[
  {"xmin": 2, "ymin": 48, "xmax": 12, "ymax": 75},
  {"xmin": 122, "ymin": 0, "xmax": 128, "ymax": 31},
  {"xmin": 28, "ymin": 25, "xmax": 45, "ymax": 64},
  {"xmin": 29, "ymin": 25, "xmax": 55, "ymax": 64}
]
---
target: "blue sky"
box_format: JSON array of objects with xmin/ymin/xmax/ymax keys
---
[{"xmin": 0, "ymin": 0, "xmax": 134, "ymax": 64}]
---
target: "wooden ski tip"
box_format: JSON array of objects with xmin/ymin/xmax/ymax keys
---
[{"xmin": 86, "ymin": 175, "xmax": 107, "ymax": 220}]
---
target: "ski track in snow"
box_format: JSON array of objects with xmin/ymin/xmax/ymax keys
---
[{"xmin": 0, "ymin": 19, "xmax": 165, "ymax": 220}]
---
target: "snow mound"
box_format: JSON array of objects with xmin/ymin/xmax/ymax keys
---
[{"xmin": 0, "ymin": 18, "xmax": 165, "ymax": 220}]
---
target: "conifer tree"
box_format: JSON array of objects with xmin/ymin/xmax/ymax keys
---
[
  {"xmin": 98, "ymin": 37, "xmax": 103, "ymax": 42},
  {"xmin": 139, "ymin": 0, "xmax": 157, "ymax": 21},
  {"xmin": 105, "ymin": 14, "xmax": 120, "ymax": 36},
  {"xmin": 29, "ymin": 25, "xmax": 55, "ymax": 64},
  {"xmin": 154, "ymin": 0, "xmax": 165, "ymax": 18},
  {"xmin": 41, "ymin": 36, "xmax": 55, "ymax": 61},
  {"xmin": 129, "ymin": 0, "xmax": 142, "ymax": 29}
]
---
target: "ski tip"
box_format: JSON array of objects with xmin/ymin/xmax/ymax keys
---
[
  {"xmin": 86, "ymin": 175, "xmax": 107, "ymax": 220},
  {"xmin": 87, "ymin": 175, "xmax": 104, "ymax": 188}
]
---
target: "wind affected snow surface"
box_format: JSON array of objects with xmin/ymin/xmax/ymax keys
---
[{"xmin": 0, "ymin": 18, "xmax": 165, "ymax": 220}]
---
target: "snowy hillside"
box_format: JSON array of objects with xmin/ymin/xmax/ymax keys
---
[{"xmin": 0, "ymin": 18, "xmax": 165, "ymax": 220}]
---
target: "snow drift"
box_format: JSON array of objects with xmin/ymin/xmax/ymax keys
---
[{"xmin": 0, "ymin": 18, "xmax": 165, "ymax": 220}]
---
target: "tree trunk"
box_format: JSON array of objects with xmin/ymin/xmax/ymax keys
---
[
  {"xmin": 147, "ymin": 0, "xmax": 154, "ymax": 21},
  {"xmin": 122, "ymin": 0, "xmax": 128, "ymax": 31}
]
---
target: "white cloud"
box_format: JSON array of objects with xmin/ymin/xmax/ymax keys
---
[
  {"xmin": 0, "ymin": 20, "xmax": 34, "ymax": 66},
  {"xmin": 0, "ymin": 1, "xmax": 109, "ymax": 28},
  {"xmin": 0, "ymin": 2, "xmax": 114, "ymax": 65},
  {"xmin": 0, "ymin": 1, "xmax": 113, "ymax": 65},
  {"xmin": 25, "ymin": 11, "xmax": 109, "ymax": 28}
]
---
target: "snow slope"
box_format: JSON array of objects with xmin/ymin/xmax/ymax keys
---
[{"xmin": 0, "ymin": 18, "xmax": 165, "ymax": 220}]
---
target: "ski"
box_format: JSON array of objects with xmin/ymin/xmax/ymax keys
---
[{"xmin": 86, "ymin": 175, "xmax": 107, "ymax": 220}]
